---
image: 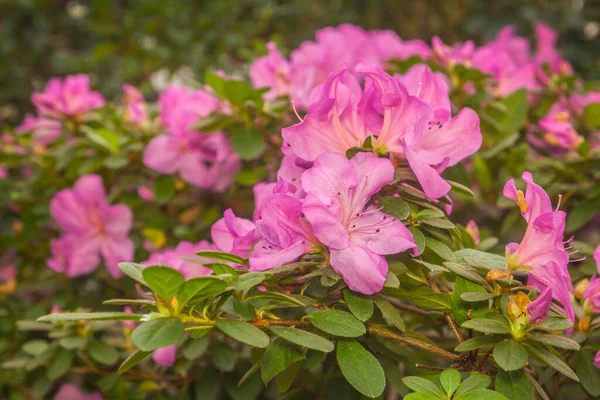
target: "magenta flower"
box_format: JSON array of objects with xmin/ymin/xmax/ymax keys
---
[
  {"xmin": 533, "ymin": 22, "xmax": 573, "ymax": 78},
  {"xmin": 595, "ymin": 350, "xmax": 600, "ymax": 369},
  {"xmin": 250, "ymin": 42, "xmax": 291, "ymax": 101},
  {"xmin": 16, "ymin": 114, "xmax": 62, "ymax": 145},
  {"xmin": 397, "ymin": 64, "xmax": 451, "ymax": 115},
  {"xmin": 143, "ymin": 86, "xmax": 240, "ymax": 191},
  {"xmin": 584, "ymin": 276, "xmax": 600, "ymax": 314},
  {"xmin": 211, "ymin": 209, "xmax": 260, "ymax": 259},
  {"xmin": 527, "ymin": 288, "xmax": 553, "ymax": 324},
  {"xmin": 53, "ymin": 384, "xmax": 102, "ymax": 400},
  {"xmin": 153, "ymin": 345, "xmax": 176, "ymax": 367},
  {"xmin": 503, "ymin": 172, "xmax": 574, "ymax": 323},
  {"xmin": 534, "ymin": 101, "xmax": 583, "ymax": 151},
  {"xmin": 142, "ymin": 240, "xmax": 216, "ymax": 279},
  {"xmin": 49, "ymin": 175, "xmax": 133, "ymax": 278},
  {"xmin": 301, "ymin": 152, "xmax": 415, "ymax": 294},
  {"xmin": 249, "ymin": 193, "xmax": 318, "ymax": 272},
  {"xmin": 122, "ymin": 84, "xmax": 148, "ymax": 128},
  {"xmin": 32, "ymin": 75, "xmax": 105, "ymax": 119},
  {"xmin": 465, "ymin": 220, "xmax": 480, "ymax": 246}
]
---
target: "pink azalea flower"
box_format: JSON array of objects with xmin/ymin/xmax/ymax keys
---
[
  {"xmin": 211, "ymin": 209, "xmax": 260, "ymax": 259},
  {"xmin": 397, "ymin": 64, "xmax": 451, "ymax": 115},
  {"xmin": 49, "ymin": 175, "xmax": 134, "ymax": 278},
  {"xmin": 32, "ymin": 74, "xmax": 105, "ymax": 119},
  {"xmin": 527, "ymin": 288, "xmax": 553, "ymax": 324},
  {"xmin": 153, "ymin": 345, "xmax": 176, "ymax": 367},
  {"xmin": 360, "ymin": 65, "xmax": 481, "ymax": 199},
  {"xmin": 431, "ymin": 37, "xmax": 475, "ymax": 68},
  {"xmin": 137, "ymin": 186, "xmax": 155, "ymax": 202},
  {"xmin": 533, "ymin": 22, "xmax": 573, "ymax": 79},
  {"xmin": 300, "ymin": 152, "xmax": 415, "ymax": 294},
  {"xmin": 595, "ymin": 350, "xmax": 600, "ymax": 369},
  {"xmin": 122, "ymin": 84, "xmax": 148, "ymax": 128},
  {"xmin": 503, "ymin": 172, "xmax": 574, "ymax": 323},
  {"xmin": 143, "ymin": 86, "xmax": 240, "ymax": 192},
  {"xmin": 122, "ymin": 306, "xmax": 136, "ymax": 331},
  {"xmin": 141, "ymin": 240, "xmax": 216, "ymax": 279},
  {"xmin": 16, "ymin": 114, "xmax": 62, "ymax": 145},
  {"xmin": 53, "ymin": 384, "xmax": 102, "ymax": 400},
  {"xmin": 250, "ymin": 42, "xmax": 291, "ymax": 101},
  {"xmin": 249, "ymin": 193, "xmax": 318, "ymax": 272},
  {"xmin": 584, "ymin": 276, "xmax": 600, "ymax": 314},
  {"xmin": 465, "ymin": 220, "xmax": 480, "ymax": 246}
]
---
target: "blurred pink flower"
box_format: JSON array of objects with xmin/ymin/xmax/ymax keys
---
[
  {"xmin": 32, "ymin": 75, "xmax": 104, "ymax": 119},
  {"xmin": 122, "ymin": 84, "xmax": 148, "ymax": 128},
  {"xmin": 153, "ymin": 345, "xmax": 176, "ymax": 367},
  {"xmin": 49, "ymin": 175, "xmax": 134, "ymax": 278},
  {"xmin": 250, "ymin": 42, "xmax": 291, "ymax": 101},
  {"xmin": 16, "ymin": 114, "xmax": 62, "ymax": 145},
  {"xmin": 143, "ymin": 86, "xmax": 240, "ymax": 191},
  {"xmin": 142, "ymin": 240, "xmax": 216, "ymax": 279},
  {"xmin": 211, "ymin": 209, "xmax": 259, "ymax": 260},
  {"xmin": 53, "ymin": 384, "xmax": 102, "ymax": 400}
]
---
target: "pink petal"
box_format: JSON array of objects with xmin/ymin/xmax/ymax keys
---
[{"xmin": 330, "ymin": 245, "xmax": 387, "ymax": 295}]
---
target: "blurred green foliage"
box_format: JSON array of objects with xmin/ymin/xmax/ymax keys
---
[{"xmin": 1, "ymin": 0, "xmax": 599, "ymax": 124}]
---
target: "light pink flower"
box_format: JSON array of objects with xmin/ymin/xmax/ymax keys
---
[
  {"xmin": 584, "ymin": 276, "xmax": 600, "ymax": 314},
  {"xmin": 527, "ymin": 288, "xmax": 553, "ymax": 324},
  {"xmin": 250, "ymin": 42, "xmax": 291, "ymax": 101},
  {"xmin": 533, "ymin": 22, "xmax": 573, "ymax": 79},
  {"xmin": 49, "ymin": 175, "xmax": 133, "ymax": 278},
  {"xmin": 143, "ymin": 86, "xmax": 240, "ymax": 191},
  {"xmin": 32, "ymin": 75, "xmax": 104, "ymax": 119},
  {"xmin": 122, "ymin": 84, "xmax": 148, "ymax": 128},
  {"xmin": 53, "ymin": 384, "xmax": 102, "ymax": 400},
  {"xmin": 16, "ymin": 114, "xmax": 62, "ymax": 145},
  {"xmin": 153, "ymin": 345, "xmax": 176, "ymax": 367},
  {"xmin": 142, "ymin": 240, "xmax": 216, "ymax": 279},
  {"xmin": 465, "ymin": 220, "xmax": 480, "ymax": 246},
  {"xmin": 211, "ymin": 209, "xmax": 260, "ymax": 259},
  {"xmin": 503, "ymin": 172, "xmax": 574, "ymax": 323},
  {"xmin": 301, "ymin": 152, "xmax": 415, "ymax": 294},
  {"xmin": 122, "ymin": 306, "xmax": 136, "ymax": 331},
  {"xmin": 397, "ymin": 64, "xmax": 451, "ymax": 115},
  {"xmin": 137, "ymin": 186, "xmax": 155, "ymax": 202}
]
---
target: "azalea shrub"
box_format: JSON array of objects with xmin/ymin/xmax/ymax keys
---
[{"xmin": 2, "ymin": 22, "xmax": 600, "ymax": 400}]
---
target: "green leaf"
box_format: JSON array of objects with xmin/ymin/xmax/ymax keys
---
[
  {"xmin": 527, "ymin": 333, "xmax": 580, "ymax": 350},
  {"xmin": 210, "ymin": 342, "xmax": 236, "ymax": 372},
  {"xmin": 454, "ymin": 249, "xmax": 506, "ymax": 271},
  {"xmin": 88, "ymin": 340, "xmax": 119, "ymax": 365},
  {"xmin": 426, "ymin": 238, "xmax": 457, "ymax": 262},
  {"xmin": 444, "ymin": 262, "xmax": 488, "ymax": 285},
  {"xmin": 261, "ymin": 340, "xmax": 305, "ymax": 384},
  {"xmin": 525, "ymin": 370, "xmax": 550, "ymax": 400},
  {"xmin": 461, "ymin": 318, "xmax": 510, "ymax": 334},
  {"xmin": 374, "ymin": 297, "xmax": 405, "ymax": 332},
  {"xmin": 448, "ymin": 180, "xmax": 476, "ymax": 197},
  {"xmin": 421, "ymin": 218, "xmax": 456, "ymax": 230},
  {"xmin": 583, "ymin": 103, "xmax": 600, "ymax": 129},
  {"xmin": 402, "ymin": 376, "xmax": 444, "ymax": 397},
  {"xmin": 82, "ymin": 127, "xmax": 120, "ymax": 153},
  {"xmin": 455, "ymin": 374, "xmax": 491, "ymax": 397},
  {"xmin": 187, "ymin": 326, "xmax": 213, "ymax": 339},
  {"xmin": 47, "ymin": 349, "xmax": 74, "ymax": 380},
  {"xmin": 269, "ymin": 326, "xmax": 334, "ymax": 353},
  {"xmin": 142, "ymin": 266, "xmax": 185, "ymax": 301},
  {"xmin": 494, "ymin": 340, "xmax": 528, "ymax": 371},
  {"xmin": 306, "ymin": 310, "xmax": 366, "ymax": 337},
  {"xmin": 522, "ymin": 343, "xmax": 579, "ymax": 382},
  {"xmin": 455, "ymin": 336, "xmax": 502, "ymax": 352},
  {"xmin": 575, "ymin": 350, "xmax": 600, "ymax": 397},
  {"xmin": 153, "ymin": 176, "xmax": 176, "ymax": 205},
  {"xmin": 194, "ymin": 367, "xmax": 220, "ymax": 400},
  {"xmin": 460, "ymin": 292, "xmax": 496, "ymax": 302},
  {"xmin": 177, "ymin": 277, "xmax": 227, "ymax": 307},
  {"xmin": 498, "ymin": 89, "xmax": 529, "ymax": 133},
  {"xmin": 344, "ymin": 290, "xmax": 374, "ymax": 322},
  {"xmin": 131, "ymin": 318, "xmax": 184, "ymax": 351},
  {"xmin": 231, "ymin": 272, "xmax": 268, "ymax": 291},
  {"xmin": 276, "ymin": 361, "xmax": 302, "ymax": 393},
  {"xmin": 473, "ymin": 156, "xmax": 492, "ymax": 192},
  {"xmin": 440, "ymin": 369, "xmax": 461, "ymax": 397},
  {"xmin": 537, "ymin": 316, "xmax": 573, "ymax": 331},
  {"xmin": 118, "ymin": 262, "xmax": 148, "ymax": 285},
  {"xmin": 118, "ymin": 350, "xmax": 152, "ymax": 374},
  {"xmin": 196, "ymin": 250, "xmax": 247, "ymax": 266},
  {"xmin": 379, "ymin": 197, "xmax": 410, "ymax": 220},
  {"xmin": 336, "ymin": 339, "xmax": 386, "ymax": 398},
  {"xmin": 22, "ymin": 340, "xmax": 48, "ymax": 356},
  {"xmin": 457, "ymin": 389, "xmax": 508, "ymax": 400},
  {"xmin": 182, "ymin": 337, "xmax": 209, "ymax": 360},
  {"xmin": 495, "ymin": 370, "xmax": 534, "ymax": 400},
  {"xmin": 216, "ymin": 319, "xmax": 270, "ymax": 348},
  {"xmin": 103, "ymin": 299, "xmax": 155, "ymax": 306},
  {"xmin": 566, "ymin": 197, "xmax": 600, "ymax": 232},
  {"xmin": 411, "ymin": 292, "xmax": 452, "ymax": 312},
  {"xmin": 404, "ymin": 394, "xmax": 439, "ymax": 400},
  {"xmin": 205, "ymin": 72, "xmax": 227, "ymax": 97},
  {"xmin": 38, "ymin": 312, "xmax": 142, "ymax": 322},
  {"xmin": 231, "ymin": 127, "xmax": 264, "ymax": 160},
  {"xmin": 409, "ymin": 227, "xmax": 426, "ymax": 256},
  {"xmin": 224, "ymin": 80, "xmax": 253, "ymax": 105}
]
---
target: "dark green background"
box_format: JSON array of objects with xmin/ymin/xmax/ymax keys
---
[{"xmin": 2, "ymin": 0, "xmax": 599, "ymax": 124}]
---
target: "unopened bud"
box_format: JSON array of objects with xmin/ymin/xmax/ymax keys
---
[
  {"xmin": 487, "ymin": 269, "xmax": 509, "ymax": 281},
  {"xmin": 575, "ymin": 279, "xmax": 590, "ymax": 300}
]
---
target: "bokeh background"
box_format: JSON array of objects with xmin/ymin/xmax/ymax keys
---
[{"xmin": 1, "ymin": 0, "xmax": 599, "ymax": 125}]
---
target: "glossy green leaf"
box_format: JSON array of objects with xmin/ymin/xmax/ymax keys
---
[
  {"xmin": 575, "ymin": 350, "xmax": 600, "ymax": 397},
  {"xmin": 455, "ymin": 374, "xmax": 491, "ymax": 397},
  {"xmin": 402, "ymin": 376, "xmax": 444, "ymax": 397},
  {"xmin": 142, "ymin": 266, "xmax": 185, "ymax": 301},
  {"xmin": 374, "ymin": 296, "xmax": 405, "ymax": 332},
  {"xmin": 494, "ymin": 340, "xmax": 528, "ymax": 371},
  {"xmin": 118, "ymin": 262, "xmax": 148, "ymax": 285},
  {"xmin": 306, "ymin": 310, "xmax": 366, "ymax": 337},
  {"xmin": 269, "ymin": 326, "xmax": 334, "ymax": 353},
  {"xmin": 261, "ymin": 340, "xmax": 305, "ymax": 384},
  {"xmin": 177, "ymin": 277, "xmax": 227, "ymax": 307},
  {"xmin": 216, "ymin": 319, "xmax": 270, "ymax": 348},
  {"xmin": 455, "ymin": 336, "xmax": 502, "ymax": 352},
  {"xmin": 88, "ymin": 340, "xmax": 119, "ymax": 365},
  {"xmin": 344, "ymin": 290, "xmax": 374, "ymax": 322},
  {"xmin": 495, "ymin": 370, "xmax": 534, "ymax": 400},
  {"xmin": 440, "ymin": 369, "xmax": 461, "ymax": 396},
  {"xmin": 522, "ymin": 343, "xmax": 579, "ymax": 382},
  {"xmin": 461, "ymin": 318, "xmax": 510, "ymax": 334},
  {"xmin": 196, "ymin": 250, "xmax": 247, "ymax": 266},
  {"xmin": 336, "ymin": 339, "xmax": 386, "ymax": 398},
  {"xmin": 131, "ymin": 318, "xmax": 184, "ymax": 351}
]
